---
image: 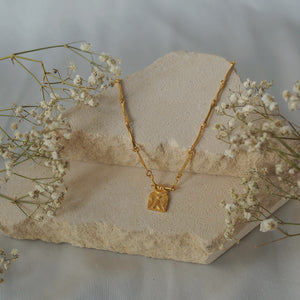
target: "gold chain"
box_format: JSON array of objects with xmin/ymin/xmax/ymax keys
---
[{"xmin": 115, "ymin": 60, "xmax": 235, "ymax": 212}]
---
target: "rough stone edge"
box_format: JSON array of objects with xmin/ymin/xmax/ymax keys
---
[
  {"xmin": 0, "ymin": 196, "xmax": 289, "ymax": 265},
  {"xmin": 61, "ymin": 130, "xmax": 282, "ymax": 177}
]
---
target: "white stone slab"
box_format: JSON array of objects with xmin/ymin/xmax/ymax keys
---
[
  {"xmin": 0, "ymin": 51, "xmax": 288, "ymax": 264},
  {"xmin": 62, "ymin": 51, "xmax": 276, "ymax": 177},
  {"xmin": 0, "ymin": 160, "xmax": 287, "ymax": 264}
]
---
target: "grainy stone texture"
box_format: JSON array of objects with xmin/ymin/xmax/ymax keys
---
[
  {"xmin": 0, "ymin": 51, "xmax": 288, "ymax": 264},
  {"xmin": 0, "ymin": 160, "xmax": 286, "ymax": 264},
  {"xmin": 62, "ymin": 51, "xmax": 280, "ymax": 177}
]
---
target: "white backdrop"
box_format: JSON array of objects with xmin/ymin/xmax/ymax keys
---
[{"xmin": 0, "ymin": 0, "xmax": 299, "ymax": 299}]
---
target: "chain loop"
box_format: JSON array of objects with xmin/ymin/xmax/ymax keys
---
[
  {"xmin": 188, "ymin": 148, "xmax": 195, "ymax": 156},
  {"xmin": 146, "ymin": 170, "xmax": 153, "ymax": 177},
  {"xmin": 115, "ymin": 61, "xmax": 235, "ymax": 191},
  {"xmin": 133, "ymin": 145, "xmax": 140, "ymax": 152}
]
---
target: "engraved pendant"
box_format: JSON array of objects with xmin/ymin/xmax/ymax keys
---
[{"xmin": 148, "ymin": 186, "xmax": 169, "ymax": 212}]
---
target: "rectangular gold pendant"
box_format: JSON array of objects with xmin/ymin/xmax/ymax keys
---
[{"xmin": 148, "ymin": 189, "xmax": 169, "ymax": 212}]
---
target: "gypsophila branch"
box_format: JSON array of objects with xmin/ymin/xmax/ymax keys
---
[
  {"xmin": 0, "ymin": 41, "xmax": 122, "ymax": 280},
  {"xmin": 215, "ymin": 78, "xmax": 300, "ymax": 247}
]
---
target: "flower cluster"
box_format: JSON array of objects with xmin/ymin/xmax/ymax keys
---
[
  {"xmin": 213, "ymin": 79, "xmax": 298, "ymax": 159},
  {"xmin": 0, "ymin": 42, "xmax": 122, "ymax": 220},
  {"xmin": 68, "ymin": 46, "xmax": 121, "ymax": 107},
  {"xmin": 282, "ymin": 80, "xmax": 300, "ymax": 111},
  {"xmin": 0, "ymin": 248, "xmax": 18, "ymax": 283},
  {"xmin": 215, "ymin": 78, "xmax": 300, "ymax": 246},
  {"xmin": 0, "ymin": 98, "xmax": 72, "ymax": 218},
  {"xmin": 220, "ymin": 167, "xmax": 283, "ymax": 241},
  {"xmin": 0, "ymin": 41, "xmax": 121, "ymax": 283}
]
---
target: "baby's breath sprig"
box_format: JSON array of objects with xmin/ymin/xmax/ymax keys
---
[
  {"xmin": 0, "ymin": 41, "xmax": 121, "ymax": 281},
  {"xmin": 0, "ymin": 248, "xmax": 19, "ymax": 283},
  {"xmin": 0, "ymin": 41, "xmax": 121, "ymax": 220},
  {"xmin": 214, "ymin": 79, "xmax": 300, "ymax": 247}
]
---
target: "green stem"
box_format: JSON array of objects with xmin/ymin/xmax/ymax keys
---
[
  {"xmin": 14, "ymin": 201, "xmax": 29, "ymax": 217},
  {"xmin": 13, "ymin": 57, "xmax": 43, "ymax": 88},
  {"xmin": 257, "ymin": 204, "xmax": 285, "ymax": 223},
  {"xmin": 272, "ymin": 133, "xmax": 299, "ymax": 157},
  {"xmin": 12, "ymin": 44, "xmax": 68, "ymax": 56},
  {"xmin": 13, "ymin": 144, "xmax": 32, "ymax": 164}
]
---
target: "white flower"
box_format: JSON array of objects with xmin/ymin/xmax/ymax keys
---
[
  {"xmin": 50, "ymin": 93, "xmax": 60, "ymax": 100},
  {"xmin": 246, "ymin": 193, "xmax": 256, "ymax": 206},
  {"xmin": 243, "ymin": 211, "xmax": 252, "ymax": 221},
  {"xmin": 92, "ymin": 67, "xmax": 105, "ymax": 80},
  {"xmin": 87, "ymin": 98, "xmax": 96, "ymax": 107},
  {"xmin": 224, "ymin": 149, "xmax": 234, "ymax": 159},
  {"xmin": 107, "ymin": 58, "xmax": 117, "ymax": 66},
  {"xmin": 238, "ymin": 96, "xmax": 248, "ymax": 105},
  {"xmin": 215, "ymin": 105, "xmax": 223, "ymax": 113},
  {"xmin": 221, "ymin": 103, "xmax": 228, "ymax": 110},
  {"xmin": 247, "ymin": 121, "xmax": 254, "ymax": 128},
  {"xmin": 225, "ymin": 203, "xmax": 236, "ymax": 213},
  {"xmin": 34, "ymin": 184, "xmax": 45, "ymax": 193},
  {"xmin": 69, "ymin": 89, "xmax": 79, "ymax": 101},
  {"xmin": 11, "ymin": 248, "xmax": 18, "ymax": 256},
  {"xmin": 99, "ymin": 52, "xmax": 109, "ymax": 62},
  {"xmin": 225, "ymin": 217, "xmax": 232, "ymax": 225},
  {"xmin": 268, "ymin": 101, "xmax": 278, "ymax": 111},
  {"xmin": 51, "ymin": 192, "xmax": 59, "ymax": 200},
  {"xmin": 292, "ymin": 80, "xmax": 300, "ymax": 93},
  {"xmin": 88, "ymin": 74, "xmax": 97, "ymax": 85},
  {"xmin": 80, "ymin": 42, "xmax": 92, "ymax": 52},
  {"xmin": 243, "ymin": 78, "xmax": 250, "ymax": 88},
  {"xmin": 259, "ymin": 218, "xmax": 278, "ymax": 232},
  {"xmin": 57, "ymin": 104, "xmax": 65, "ymax": 112},
  {"xmin": 282, "ymin": 90, "xmax": 290, "ymax": 101},
  {"xmin": 73, "ymin": 75, "xmax": 82, "ymax": 86},
  {"xmin": 219, "ymin": 130, "xmax": 228, "ymax": 137},
  {"xmin": 275, "ymin": 164, "xmax": 283, "ymax": 175},
  {"xmin": 40, "ymin": 100, "xmax": 47, "ymax": 109},
  {"xmin": 47, "ymin": 210, "xmax": 54, "ymax": 217},
  {"xmin": 228, "ymin": 118, "xmax": 235, "ymax": 128},
  {"xmin": 290, "ymin": 94, "xmax": 299, "ymax": 102},
  {"xmin": 3, "ymin": 261, "xmax": 10, "ymax": 270},
  {"xmin": 5, "ymin": 161, "xmax": 12, "ymax": 169},
  {"xmin": 15, "ymin": 106, "xmax": 23, "ymax": 116},
  {"xmin": 10, "ymin": 123, "xmax": 18, "ymax": 130},
  {"xmin": 247, "ymin": 89, "xmax": 253, "ymax": 96},
  {"xmin": 288, "ymin": 101, "xmax": 298, "ymax": 111},
  {"xmin": 279, "ymin": 125, "xmax": 291, "ymax": 136},
  {"xmin": 261, "ymin": 93, "xmax": 274, "ymax": 107},
  {"xmin": 68, "ymin": 61, "xmax": 77, "ymax": 72},
  {"xmin": 63, "ymin": 132, "xmax": 72, "ymax": 139},
  {"xmin": 242, "ymin": 105, "xmax": 255, "ymax": 113},
  {"xmin": 110, "ymin": 65, "xmax": 121, "ymax": 77},
  {"xmin": 288, "ymin": 168, "xmax": 295, "ymax": 175},
  {"xmin": 262, "ymin": 122, "xmax": 270, "ymax": 131},
  {"xmin": 28, "ymin": 191, "xmax": 35, "ymax": 198},
  {"xmin": 230, "ymin": 93, "xmax": 238, "ymax": 104},
  {"xmin": 52, "ymin": 151, "xmax": 58, "ymax": 160},
  {"xmin": 30, "ymin": 109, "xmax": 37, "ymax": 118}
]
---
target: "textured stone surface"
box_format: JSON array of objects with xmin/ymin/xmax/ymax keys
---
[
  {"xmin": 0, "ymin": 160, "xmax": 287, "ymax": 264},
  {"xmin": 0, "ymin": 51, "xmax": 288, "ymax": 264},
  {"xmin": 62, "ymin": 51, "xmax": 278, "ymax": 177}
]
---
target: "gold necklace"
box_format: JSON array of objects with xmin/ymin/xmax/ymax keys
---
[{"xmin": 115, "ymin": 60, "xmax": 235, "ymax": 212}]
